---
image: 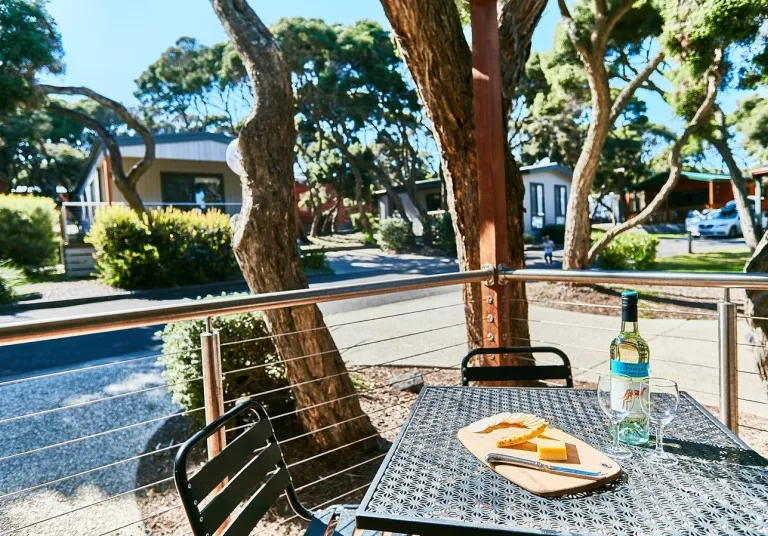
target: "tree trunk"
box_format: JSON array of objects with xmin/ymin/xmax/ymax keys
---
[
  {"xmin": 744, "ymin": 233, "xmax": 768, "ymax": 381},
  {"xmin": 562, "ymin": 58, "xmax": 612, "ymax": 270},
  {"xmin": 210, "ymin": 0, "xmax": 376, "ymax": 451},
  {"xmin": 309, "ymin": 203, "xmax": 322, "ymax": 238},
  {"xmin": 39, "ymin": 86, "xmax": 155, "ymax": 214},
  {"xmin": 381, "ymin": 0, "xmax": 542, "ymax": 350},
  {"xmin": 708, "ymin": 134, "xmax": 759, "ymax": 250},
  {"xmin": 587, "ymin": 60, "xmax": 722, "ymax": 265}
]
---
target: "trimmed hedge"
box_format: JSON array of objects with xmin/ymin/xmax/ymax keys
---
[
  {"xmin": 598, "ymin": 232, "xmax": 659, "ymax": 271},
  {"xmin": 158, "ymin": 305, "xmax": 291, "ymax": 428},
  {"xmin": 428, "ymin": 212, "xmax": 457, "ymax": 256},
  {"xmin": 86, "ymin": 206, "xmax": 239, "ymax": 290},
  {"xmin": 0, "ymin": 262, "xmax": 27, "ymax": 304},
  {"xmin": 0, "ymin": 194, "xmax": 59, "ymax": 270},
  {"xmin": 378, "ymin": 216, "xmax": 415, "ymax": 252}
]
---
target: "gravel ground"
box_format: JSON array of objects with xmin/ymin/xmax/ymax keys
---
[
  {"xmin": 18, "ymin": 279, "xmax": 128, "ymax": 303},
  {"xmin": 0, "ymin": 357, "xmax": 180, "ymax": 535}
]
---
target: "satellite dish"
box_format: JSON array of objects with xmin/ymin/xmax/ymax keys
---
[{"xmin": 226, "ymin": 138, "xmax": 245, "ymax": 176}]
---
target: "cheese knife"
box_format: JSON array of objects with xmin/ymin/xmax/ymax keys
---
[{"xmin": 485, "ymin": 453, "xmax": 609, "ymax": 480}]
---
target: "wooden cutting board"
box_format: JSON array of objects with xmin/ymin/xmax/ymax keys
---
[{"xmin": 457, "ymin": 425, "xmax": 622, "ymax": 497}]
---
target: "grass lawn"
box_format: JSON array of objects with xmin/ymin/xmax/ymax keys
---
[{"xmin": 655, "ymin": 250, "xmax": 750, "ymax": 272}]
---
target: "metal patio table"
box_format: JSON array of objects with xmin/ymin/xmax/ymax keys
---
[{"xmin": 355, "ymin": 386, "xmax": 768, "ymax": 535}]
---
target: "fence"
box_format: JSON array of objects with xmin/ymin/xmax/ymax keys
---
[{"xmin": 0, "ymin": 268, "xmax": 766, "ymax": 535}]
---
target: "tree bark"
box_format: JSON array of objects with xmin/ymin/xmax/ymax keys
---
[
  {"xmin": 587, "ymin": 58, "xmax": 722, "ymax": 265},
  {"xmin": 381, "ymin": 0, "xmax": 542, "ymax": 350},
  {"xmin": 38, "ymin": 85, "xmax": 155, "ymax": 214},
  {"xmin": 210, "ymin": 0, "xmax": 376, "ymax": 451},
  {"xmin": 744, "ymin": 233, "xmax": 768, "ymax": 381},
  {"xmin": 706, "ymin": 112, "xmax": 759, "ymax": 250}
]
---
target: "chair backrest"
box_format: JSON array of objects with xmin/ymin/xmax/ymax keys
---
[
  {"xmin": 461, "ymin": 346, "xmax": 573, "ymax": 387},
  {"xmin": 174, "ymin": 400, "xmax": 312, "ymax": 536}
]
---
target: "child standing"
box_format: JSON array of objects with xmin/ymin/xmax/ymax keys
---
[{"xmin": 542, "ymin": 235, "xmax": 555, "ymax": 265}]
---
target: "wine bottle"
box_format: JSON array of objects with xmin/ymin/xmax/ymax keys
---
[{"xmin": 609, "ymin": 290, "xmax": 650, "ymax": 446}]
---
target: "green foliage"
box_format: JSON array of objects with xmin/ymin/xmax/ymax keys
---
[
  {"xmin": 362, "ymin": 232, "xmax": 377, "ymax": 246},
  {"xmin": 655, "ymin": 250, "xmax": 750, "ymax": 272},
  {"xmin": 300, "ymin": 248, "xmax": 329, "ymax": 271},
  {"xmin": 378, "ymin": 217, "xmax": 415, "ymax": 252},
  {"xmin": 523, "ymin": 233, "xmax": 536, "ymax": 245},
  {"xmin": 733, "ymin": 96, "xmax": 768, "ymax": 162},
  {"xmin": 86, "ymin": 206, "xmax": 239, "ymax": 290},
  {"xmin": 0, "ymin": 0, "xmax": 63, "ymax": 118},
  {"xmin": 0, "ymin": 194, "xmax": 58, "ymax": 270},
  {"xmin": 541, "ymin": 224, "xmax": 566, "ymax": 244},
  {"xmin": 597, "ymin": 233, "xmax": 659, "ymax": 271},
  {"xmin": 350, "ymin": 212, "xmax": 378, "ymax": 232},
  {"xmin": 428, "ymin": 212, "xmax": 457, "ymax": 256},
  {"xmin": 158, "ymin": 306, "xmax": 290, "ymax": 427},
  {"xmin": 0, "ymin": 262, "xmax": 27, "ymax": 304}
]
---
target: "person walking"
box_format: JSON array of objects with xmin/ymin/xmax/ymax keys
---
[{"xmin": 542, "ymin": 235, "xmax": 555, "ymax": 265}]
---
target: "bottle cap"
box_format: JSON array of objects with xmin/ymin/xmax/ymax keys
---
[
  {"xmin": 621, "ymin": 290, "xmax": 638, "ymax": 306},
  {"xmin": 621, "ymin": 290, "xmax": 638, "ymax": 321}
]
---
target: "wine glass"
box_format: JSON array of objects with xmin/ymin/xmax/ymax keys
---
[
  {"xmin": 597, "ymin": 373, "xmax": 635, "ymax": 460},
  {"xmin": 639, "ymin": 377, "xmax": 679, "ymax": 466}
]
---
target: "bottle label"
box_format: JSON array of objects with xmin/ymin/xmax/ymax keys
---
[
  {"xmin": 611, "ymin": 360, "xmax": 649, "ymax": 378},
  {"xmin": 610, "ymin": 360, "xmax": 649, "ymax": 415}
]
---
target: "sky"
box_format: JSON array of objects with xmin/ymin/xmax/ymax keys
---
[{"xmin": 38, "ymin": 0, "xmax": 752, "ymax": 170}]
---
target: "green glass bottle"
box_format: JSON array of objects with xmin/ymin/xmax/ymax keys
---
[{"xmin": 609, "ymin": 290, "xmax": 650, "ymax": 446}]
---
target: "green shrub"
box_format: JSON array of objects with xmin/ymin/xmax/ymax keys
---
[
  {"xmin": 158, "ymin": 303, "xmax": 291, "ymax": 428},
  {"xmin": 0, "ymin": 262, "xmax": 27, "ymax": 304},
  {"xmin": 598, "ymin": 233, "xmax": 659, "ymax": 271},
  {"xmin": 301, "ymin": 248, "xmax": 329, "ymax": 271},
  {"xmin": 350, "ymin": 212, "xmax": 378, "ymax": 232},
  {"xmin": 541, "ymin": 224, "xmax": 566, "ymax": 244},
  {"xmin": 428, "ymin": 212, "xmax": 457, "ymax": 256},
  {"xmin": 378, "ymin": 217, "xmax": 415, "ymax": 252},
  {"xmin": 0, "ymin": 194, "xmax": 59, "ymax": 271},
  {"xmin": 361, "ymin": 232, "xmax": 377, "ymax": 246},
  {"xmin": 523, "ymin": 233, "xmax": 535, "ymax": 245},
  {"xmin": 86, "ymin": 206, "xmax": 239, "ymax": 289}
]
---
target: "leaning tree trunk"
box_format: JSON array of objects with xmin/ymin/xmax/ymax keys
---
[
  {"xmin": 38, "ymin": 85, "xmax": 155, "ymax": 214},
  {"xmin": 587, "ymin": 58, "xmax": 722, "ymax": 265},
  {"xmin": 745, "ymin": 234, "xmax": 768, "ymax": 380},
  {"xmin": 708, "ymin": 135, "xmax": 759, "ymax": 250},
  {"xmin": 210, "ymin": 0, "xmax": 376, "ymax": 451},
  {"xmin": 381, "ymin": 0, "xmax": 542, "ymax": 350}
]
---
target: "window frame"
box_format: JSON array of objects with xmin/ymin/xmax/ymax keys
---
[
  {"xmin": 160, "ymin": 172, "xmax": 225, "ymax": 207},
  {"xmin": 530, "ymin": 182, "xmax": 545, "ymax": 229},
  {"xmin": 554, "ymin": 184, "xmax": 567, "ymax": 224}
]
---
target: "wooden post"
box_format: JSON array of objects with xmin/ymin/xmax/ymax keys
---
[
  {"xmin": 471, "ymin": 0, "xmax": 510, "ymax": 359},
  {"xmin": 201, "ymin": 317, "xmax": 226, "ymax": 459}
]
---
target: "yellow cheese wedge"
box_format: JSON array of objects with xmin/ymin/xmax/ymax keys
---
[
  {"xmin": 537, "ymin": 438, "xmax": 568, "ymax": 461},
  {"xmin": 496, "ymin": 421, "xmax": 548, "ymax": 447}
]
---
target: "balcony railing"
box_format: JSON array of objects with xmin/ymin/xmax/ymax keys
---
[{"xmin": 0, "ymin": 268, "xmax": 766, "ymax": 535}]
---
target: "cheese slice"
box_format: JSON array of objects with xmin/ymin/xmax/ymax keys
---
[
  {"xmin": 537, "ymin": 437, "xmax": 568, "ymax": 461},
  {"xmin": 469, "ymin": 412, "xmax": 547, "ymax": 434}
]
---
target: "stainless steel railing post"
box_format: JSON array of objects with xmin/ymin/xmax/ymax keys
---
[
  {"xmin": 201, "ymin": 317, "xmax": 226, "ymax": 460},
  {"xmin": 718, "ymin": 288, "xmax": 739, "ymax": 433}
]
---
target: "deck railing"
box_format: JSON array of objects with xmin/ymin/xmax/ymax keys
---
[{"xmin": 1, "ymin": 267, "xmax": 767, "ymax": 535}]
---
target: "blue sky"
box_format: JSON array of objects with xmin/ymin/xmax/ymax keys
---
[{"xmin": 39, "ymin": 0, "xmax": 750, "ymax": 169}]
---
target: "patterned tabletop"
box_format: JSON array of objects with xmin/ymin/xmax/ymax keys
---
[{"xmin": 356, "ymin": 387, "xmax": 768, "ymax": 536}]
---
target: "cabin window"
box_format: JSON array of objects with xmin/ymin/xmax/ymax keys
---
[
  {"xmin": 161, "ymin": 173, "xmax": 224, "ymax": 209},
  {"xmin": 554, "ymin": 185, "xmax": 567, "ymax": 224},
  {"xmin": 425, "ymin": 192, "xmax": 442, "ymax": 212},
  {"xmin": 530, "ymin": 182, "xmax": 545, "ymax": 229}
]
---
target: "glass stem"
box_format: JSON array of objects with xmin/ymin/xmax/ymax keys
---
[
  {"xmin": 655, "ymin": 424, "xmax": 664, "ymax": 454},
  {"xmin": 614, "ymin": 420, "xmax": 622, "ymax": 451}
]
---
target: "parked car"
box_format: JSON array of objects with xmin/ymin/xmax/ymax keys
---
[{"xmin": 697, "ymin": 205, "xmax": 742, "ymax": 238}]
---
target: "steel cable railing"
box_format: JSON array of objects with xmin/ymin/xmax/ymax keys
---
[{"xmin": 95, "ymin": 504, "xmax": 183, "ymax": 536}]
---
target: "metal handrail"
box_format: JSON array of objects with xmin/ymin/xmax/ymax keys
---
[
  {"xmin": 500, "ymin": 268, "xmax": 768, "ymax": 289},
  {"xmin": 0, "ymin": 268, "xmax": 492, "ymax": 346}
]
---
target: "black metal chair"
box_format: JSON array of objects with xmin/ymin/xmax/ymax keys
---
[
  {"xmin": 461, "ymin": 346, "xmax": 573, "ymax": 387},
  {"xmin": 174, "ymin": 399, "xmax": 403, "ymax": 536}
]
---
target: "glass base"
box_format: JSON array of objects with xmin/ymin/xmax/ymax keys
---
[
  {"xmin": 647, "ymin": 451, "xmax": 677, "ymax": 466},
  {"xmin": 602, "ymin": 444, "xmax": 633, "ymax": 460}
]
